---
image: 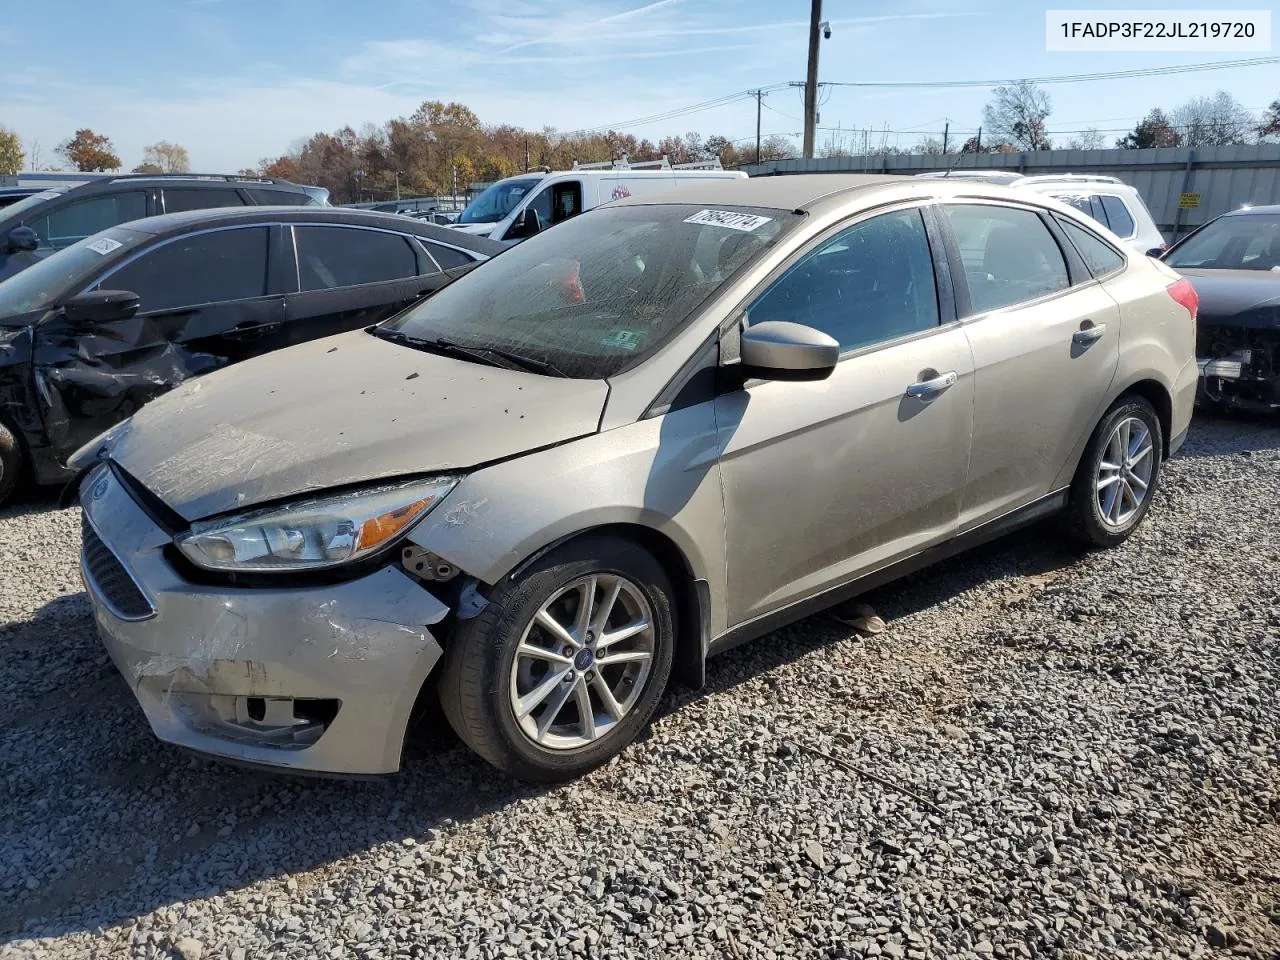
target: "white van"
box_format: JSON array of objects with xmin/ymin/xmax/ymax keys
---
[{"xmin": 452, "ymin": 161, "xmax": 747, "ymax": 244}]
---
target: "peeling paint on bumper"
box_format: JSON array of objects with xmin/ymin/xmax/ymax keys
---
[{"xmin": 79, "ymin": 466, "xmax": 449, "ymax": 775}]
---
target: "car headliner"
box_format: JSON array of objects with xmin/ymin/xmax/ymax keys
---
[{"xmin": 117, "ymin": 206, "xmax": 503, "ymax": 254}]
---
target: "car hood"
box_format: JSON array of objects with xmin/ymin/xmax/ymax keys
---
[
  {"xmin": 100, "ymin": 329, "xmax": 608, "ymax": 521},
  {"xmin": 1177, "ymin": 268, "xmax": 1280, "ymax": 329},
  {"xmin": 450, "ymin": 223, "xmax": 498, "ymax": 237}
]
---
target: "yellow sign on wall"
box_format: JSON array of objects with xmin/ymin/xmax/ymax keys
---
[{"xmin": 1179, "ymin": 193, "xmax": 1201, "ymax": 209}]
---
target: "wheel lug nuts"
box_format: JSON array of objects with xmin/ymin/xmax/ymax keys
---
[{"xmin": 562, "ymin": 645, "xmax": 573, "ymax": 656}]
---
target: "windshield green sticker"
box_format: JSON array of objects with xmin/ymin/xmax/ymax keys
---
[
  {"xmin": 683, "ymin": 209, "xmax": 773, "ymax": 232},
  {"xmin": 601, "ymin": 329, "xmax": 647, "ymax": 351}
]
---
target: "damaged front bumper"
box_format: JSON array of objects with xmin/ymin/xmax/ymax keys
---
[
  {"xmin": 1196, "ymin": 328, "xmax": 1280, "ymax": 411},
  {"xmin": 78, "ymin": 465, "xmax": 450, "ymax": 775}
]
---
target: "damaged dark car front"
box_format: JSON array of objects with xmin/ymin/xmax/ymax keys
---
[
  {"xmin": 0, "ymin": 208, "xmax": 500, "ymax": 504},
  {"xmin": 1164, "ymin": 206, "xmax": 1280, "ymax": 412}
]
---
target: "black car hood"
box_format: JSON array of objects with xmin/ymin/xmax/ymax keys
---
[
  {"xmin": 1177, "ymin": 268, "xmax": 1280, "ymax": 330},
  {"xmin": 97, "ymin": 329, "xmax": 608, "ymax": 521}
]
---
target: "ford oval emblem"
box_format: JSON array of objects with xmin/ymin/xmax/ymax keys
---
[{"xmin": 90, "ymin": 475, "xmax": 109, "ymax": 501}]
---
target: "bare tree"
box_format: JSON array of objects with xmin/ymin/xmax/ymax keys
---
[
  {"xmin": 137, "ymin": 141, "xmax": 191, "ymax": 173},
  {"xmin": 915, "ymin": 136, "xmax": 946, "ymax": 156},
  {"xmin": 1258, "ymin": 98, "xmax": 1280, "ymax": 141},
  {"xmin": 1171, "ymin": 90, "xmax": 1255, "ymax": 146},
  {"xmin": 1065, "ymin": 128, "xmax": 1105, "ymax": 150},
  {"xmin": 982, "ymin": 81, "xmax": 1053, "ymax": 151}
]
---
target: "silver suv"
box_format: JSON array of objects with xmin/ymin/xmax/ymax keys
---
[
  {"xmin": 918, "ymin": 171, "xmax": 1166, "ymax": 255},
  {"xmin": 75, "ymin": 176, "xmax": 1198, "ymax": 782}
]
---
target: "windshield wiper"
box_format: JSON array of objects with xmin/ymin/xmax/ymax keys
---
[
  {"xmin": 371, "ymin": 328, "xmax": 567, "ymax": 377},
  {"xmin": 371, "ymin": 327, "xmax": 510, "ymax": 370},
  {"xmin": 437, "ymin": 338, "xmax": 569, "ymax": 378}
]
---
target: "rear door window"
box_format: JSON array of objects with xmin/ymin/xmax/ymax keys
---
[
  {"xmin": 1060, "ymin": 219, "xmax": 1126, "ymax": 277},
  {"xmin": 244, "ymin": 188, "xmax": 313, "ymax": 206},
  {"xmin": 294, "ymin": 225, "xmax": 418, "ymax": 291},
  {"xmin": 943, "ymin": 204, "xmax": 1069, "ymax": 314},
  {"xmin": 162, "ymin": 188, "xmax": 246, "ymax": 213},
  {"xmin": 1099, "ymin": 196, "xmax": 1136, "ymax": 238},
  {"xmin": 27, "ymin": 192, "xmax": 147, "ymax": 251},
  {"xmin": 104, "ymin": 227, "xmax": 269, "ymax": 312},
  {"xmin": 420, "ymin": 240, "xmax": 474, "ymax": 271}
]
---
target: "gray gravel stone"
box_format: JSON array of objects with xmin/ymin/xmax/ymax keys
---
[{"xmin": 0, "ymin": 416, "xmax": 1278, "ymax": 959}]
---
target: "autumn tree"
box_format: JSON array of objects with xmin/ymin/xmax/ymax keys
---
[
  {"xmin": 1171, "ymin": 91, "xmax": 1255, "ymax": 146},
  {"xmin": 0, "ymin": 126, "xmax": 23, "ymax": 175},
  {"xmin": 58, "ymin": 129, "xmax": 120, "ymax": 171},
  {"xmin": 137, "ymin": 141, "xmax": 191, "ymax": 173},
  {"xmin": 982, "ymin": 81, "xmax": 1053, "ymax": 151},
  {"xmin": 1116, "ymin": 109, "xmax": 1181, "ymax": 149}
]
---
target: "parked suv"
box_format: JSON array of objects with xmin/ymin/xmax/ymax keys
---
[
  {"xmin": 917, "ymin": 171, "xmax": 1165, "ymax": 255},
  {"xmin": 75, "ymin": 176, "xmax": 1197, "ymax": 782},
  {"xmin": 0, "ymin": 174, "xmax": 328, "ymax": 282}
]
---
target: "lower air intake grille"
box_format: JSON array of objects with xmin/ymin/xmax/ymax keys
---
[{"xmin": 81, "ymin": 515, "xmax": 154, "ymax": 620}]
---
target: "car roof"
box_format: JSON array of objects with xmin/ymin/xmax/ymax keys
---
[
  {"xmin": 608, "ymin": 173, "xmax": 1075, "ymax": 217},
  {"xmin": 118, "ymin": 206, "xmax": 505, "ymax": 254},
  {"xmin": 1223, "ymin": 204, "xmax": 1280, "ymax": 216}
]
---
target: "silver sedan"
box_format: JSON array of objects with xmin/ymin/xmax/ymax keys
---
[{"xmin": 74, "ymin": 175, "xmax": 1198, "ymax": 781}]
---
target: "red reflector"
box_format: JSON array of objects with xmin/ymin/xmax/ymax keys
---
[{"xmin": 1166, "ymin": 277, "xmax": 1198, "ymax": 318}]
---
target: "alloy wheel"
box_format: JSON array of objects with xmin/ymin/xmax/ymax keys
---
[
  {"xmin": 1095, "ymin": 416, "xmax": 1155, "ymax": 528},
  {"xmin": 508, "ymin": 574, "xmax": 655, "ymax": 750}
]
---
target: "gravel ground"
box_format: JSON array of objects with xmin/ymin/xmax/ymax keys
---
[{"xmin": 1, "ymin": 415, "xmax": 1277, "ymax": 960}]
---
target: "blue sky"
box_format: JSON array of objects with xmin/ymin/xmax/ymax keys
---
[{"xmin": 2, "ymin": 0, "xmax": 1276, "ymax": 171}]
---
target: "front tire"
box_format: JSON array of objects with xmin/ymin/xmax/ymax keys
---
[
  {"xmin": 0, "ymin": 420, "xmax": 25, "ymax": 509},
  {"xmin": 438, "ymin": 537, "xmax": 675, "ymax": 782},
  {"xmin": 1062, "ymin": 395, "xmax": 1163, "ymax": 548}
]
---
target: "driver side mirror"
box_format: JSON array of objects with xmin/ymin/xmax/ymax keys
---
[
  {"xmin": 62, "ymin": 289, "xmax": 141, "ymax": 327},
  {"xmin": 5, "ymin": 226, "xmax": 38, "ymax": 255},
  {"xmin": 505, "ymin": 206, "xmax": 542, "ymax": 241},
  {"xmin": 1146, "ymin": 246, "xmax": 1167, "ymax": 259},
  {"xmin": 737, "ymin": 321, "xmax": 840, "ymax": 382}
]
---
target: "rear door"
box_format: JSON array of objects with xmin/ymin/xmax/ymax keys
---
[
  {"xmin": 281, "ymin": 224, "xmax": 444, "ymax": 344},
  {"xmin": 942, "ymin": 201, "xmax": 1120, "ymax": 530},
  {"xmin": 32, "ymin": 224, "xmax": 284, "ymax": 461}
]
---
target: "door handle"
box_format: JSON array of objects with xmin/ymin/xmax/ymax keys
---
[
  {"xmin": 1072, "ymin": 322, "xmax": 1106, "ymax": 346},
  {"xmin": 905, "ymin": 370, "xmax": 958, "ymax": 400}
]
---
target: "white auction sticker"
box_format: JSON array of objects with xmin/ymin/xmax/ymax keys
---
[
  {"xmin": 683, "ymin": 209, "xmax": 773, "ymax": 232},
  {"xmin": 1047, "ymin": 10, "xmax": 1271, "ymax": 51},
  {"xmin": 86, "ymin": 237, "xmax": 123, "ymax": 255}
]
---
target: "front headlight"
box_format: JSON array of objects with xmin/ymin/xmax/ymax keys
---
[{"xmin": 175, "ymin": 476, "xmax": 458, "ymax": 573}]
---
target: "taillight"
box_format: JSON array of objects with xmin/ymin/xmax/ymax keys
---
[{"xmin": 1167, "ymin": 277, "xmax": 1198, "ymax": 319}]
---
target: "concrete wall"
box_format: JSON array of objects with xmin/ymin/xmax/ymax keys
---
[{"xmin": 742, "ymin": 144, "xmax": 1280, "ymax": 241}]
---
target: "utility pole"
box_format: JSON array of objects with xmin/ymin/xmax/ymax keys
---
[
  {"xmin": 524, "ymin": 136, "xmax": 530, "ymax": 173},
  {"xmin": 976, "ymin": 126, "xmax": 982, "ymax": 152},
  {"xmin": 753, "ymin": 89, "xmax": 765, "ymax": 164},
  {"xmin": 942, "ymin": 122, "xmax": 949, "ymax": 155},
  {"xmin": 802, "ymin": 0, "xmax": 823, "ymax": 159},
  {"xmin": 394, "ymin": 170, "xmax": 401, "ymax": 201}
]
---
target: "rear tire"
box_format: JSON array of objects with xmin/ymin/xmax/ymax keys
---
[
  {"xmin": 0, "ymin": 420, "xmax": 24, "ymax": 509},
  {"xmin": 1062, "ymin": 395, "xmax": 1163, "ymax": 548},
  {"xmin": 438, "ymin": 537, "xmax": 675, "ymax": 782}
]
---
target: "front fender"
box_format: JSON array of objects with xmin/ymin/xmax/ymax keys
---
[{"xmin": 408, "ymin": 405, "xmax": 730, "ymax": 637}]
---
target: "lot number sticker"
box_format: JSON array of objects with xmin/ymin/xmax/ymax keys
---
[
  {"xmin": 86, "ymin": 237, "xmax": 123, "ymax": 255},
  {"xmin": 683, "ymin": 209, "xmax": 773, "ymax": 232}
]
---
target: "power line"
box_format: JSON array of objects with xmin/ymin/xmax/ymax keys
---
[{"xmin": 818, "ymin": 55, "xmax": 1280, "ymax": 88}]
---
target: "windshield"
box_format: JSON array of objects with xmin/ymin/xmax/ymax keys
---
[
  {"xmin": 456, "ymin": 177, "xmax": 543, "ymax": 225},
  {"xmin": 384, "ymin": 203, "xmax": 801, "ymax": 379},
  {"xmin": 0, "ymin": 189, "xmax": 66, "ymax": 224},
  {"xmin": 0, "ymin": 227, "xmax": 146, "ymax": 317},
  {"xmin": 1166, "ymin": 213, "xmax": 1280, "ymax": 271}
]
